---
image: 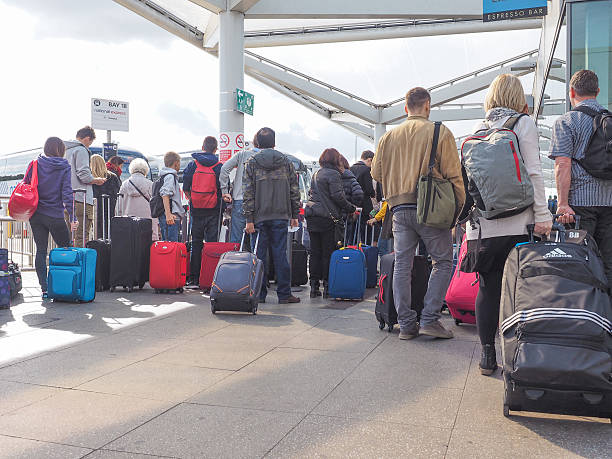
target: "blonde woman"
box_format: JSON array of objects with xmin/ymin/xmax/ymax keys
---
[
  {"xmin": 459, "ymin": 74, "xmax": 552, "ymax": 376},
  {"xmin": 91, "ymin": 154, "xmax": 121, "ymax": 238},
  {"xmin": 117, "ymin": 158, "xmax": 159, "ymax": 240}
]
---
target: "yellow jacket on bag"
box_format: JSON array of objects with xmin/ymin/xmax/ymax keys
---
[{"xmin": 374, "ymin": 201, "xmax": 388, "ymax": 222}]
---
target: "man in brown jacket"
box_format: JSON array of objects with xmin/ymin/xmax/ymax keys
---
[{"xmin": 372, "ymin": 87, "xmax": 465, "ymax": 340}]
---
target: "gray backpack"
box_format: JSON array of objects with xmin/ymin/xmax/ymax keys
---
[{"xmin": 461, "ymin": 114, "xmax": 534, "ymax": 220}]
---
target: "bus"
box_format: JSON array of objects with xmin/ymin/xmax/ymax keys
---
[{"xmin": 89, "ymin": 146, "xmax": 152, "ymax": 181}]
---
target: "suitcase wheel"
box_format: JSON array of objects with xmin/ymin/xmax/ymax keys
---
[
  {"xmin": 127, "ymin": 286, "xmax": 134, "ymax": 293},
  {"xmin": 154, "ymin": 289, "xmax": 160, "ymax": 294},
  {"xmin": 110, "ymin": 286, "xmax": 115, "ymax": 293},
  {"xmin": 387, "ymin": 324, "xmax": 393, "ymax": 333},
  {"xmin": 503, "ymin": 405, "xmax": 510, "ymax": 418},
  {"xmin": 210, "ymin": 302, "xmax": 216, "ymax": 315},
  {"xmin": 455, "ymin": 319, "xmax": 462, "ymax": 326},
  {"xmin": 378, "ymin": 321, "xmax": 385, "ymax": 330},
  {"xmin": 178, "ymin": 288, "xmax": 184, "ymax": 293}
]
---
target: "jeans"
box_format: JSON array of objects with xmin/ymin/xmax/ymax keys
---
[
  {"xmin": 574, "ymin": 206, "xmax": 612, "ymax": 289},
  {"xmin": 252, "ymin": 219, "xmax": 291, "ymax": 300},
  {"xmin": 308, "ymin": 229, "xmax": 336, "ymax": 282},
  {"xmin": 230, "ymin": 199, "xmax": 246, "ymax": 244},
  {"xmin": 159, "ymin": 214, "xmax": 181, "ymax": 242},
  {"xmin": 30, "ymin": 212, "xmax": 72, "ymax": 291},
  {"xmin": 392, "ymin": 208, "xmax": 452, "ymax": 328},
  {"xmin": 65, "ymin": 202, "xmax": 93, "ymax": 248},
  {"xmin": 377, "ymin": 237, "xmax": 393, "ymax": 258},
  {"xmin": 190, "ymin": 214, "xmax": 219, "ymax": 282}
]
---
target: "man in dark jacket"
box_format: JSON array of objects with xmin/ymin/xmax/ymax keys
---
[
  {"xmin": 183, "ymin": 136, "xmax": 223, "ymax": 284},
  {"xmin": 351, "ymin": 150, "xmax": 376, "ymax": 243},
  {"xmin": 244, "ymin": 127, "xmax": 301, "ymax": 304}
]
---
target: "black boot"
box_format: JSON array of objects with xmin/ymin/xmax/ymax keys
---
[
  {"xmin": 310, "ymin": 280, "xmax": 321, "ymax": 298},
  {"xmin": 322, "ymin": 281, "xmax": 329, "ymax": 299},
  {"xmin": 479, "ymin": 344, "xmax": 498, "ymax": 376}
]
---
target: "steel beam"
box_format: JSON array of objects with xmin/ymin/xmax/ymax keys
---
[
  {"xmin": 244, "ymin": 18, "xmax": 543, "ymax": 48},
  {"xmin": 204, "ymin": 14, "xmax": 220, "ymax": 49},
  {"xmin": 230, "ymin": 0, "xmax": 262, "ymax": 12},
  {"xmin": 187, "ymin": 0, "xmax": 226, "ymax": 13},
  {"xmin": 244, "ymin": 0, "xmax": 482, "ymax": 19},
  {"xmin": 333, "ymin": 121, "xmax": 374, "ymax": 142}
]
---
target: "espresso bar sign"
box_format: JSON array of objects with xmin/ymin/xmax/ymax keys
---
[{"xmin": 483, "ymin": 0, "xmax": 548, "ymax": 22}]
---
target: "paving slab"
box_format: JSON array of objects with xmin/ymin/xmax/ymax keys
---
[
  {"xmin": 85, "ymin": 449, "xmax": 176, "ymax": 458},
  {"xmin": 0, "ymin": 381, "xmax": 63, "ymax": 415},
  {"xmin": 0, "ymin": 389, "xmax": 172, "ymax": 449},
  {"xmin": 279, "ymin": 325, "xmax": 385, "ymax": 354},
  {"xmin": 106, "ymin": 402, "xmax": 303, "ymax": 459},
  {"xmin": 77, "ymin": 360, "xmax": 233, "ymax": 402},
  {"xmin": 313, "ymin": 377, "xmax": 463, "ymax": 429},
  {"xmin": 189, "ymin": 347, "xmax": 365, "ymax": 413},
  {"xmin": 266, "ymin": 414, "xmax": 450, "ymax": 458},
  {"xmin": 0, "ymin": 348, "xmax": 136, "ymax": 388},
  {"xmin": 0, "ymin": 434, "xmax": 91, "ymax": 459}
]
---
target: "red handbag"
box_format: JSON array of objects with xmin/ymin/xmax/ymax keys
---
[{"xmin": 8, "ymin": 160, "xmax": 39, "ymax": 221}]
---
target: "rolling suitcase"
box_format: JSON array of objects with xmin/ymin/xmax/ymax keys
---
[
  {"xmin": 109, "ymin": 216, "xmax": 152, "ymax": 292},
  {"xmin": 291, "ymin": 239, "xmax": 309, "ymax": 286},
  {"xmin": 445, "ymin": 234, "xmax": 478, "ymax": 325},
  {"xmin": 328, "ymin": 246, "xmax": 366, "ymax": 300},
  {"xmin": 0, "ymin": 249, "xmax": 11, "ymax": 308},
  {"xmin": 8, "ymin": 260, "xmax": 22, "ymax": 299},
  {"xmin": 375, "ymin": 249, "xmax": 429, "ymax": 332},
  {"xmin": 347, "ymin": 214, "xmax": 379, "ymax": 288},
  {"xmin": 210, "ymin": 232, "xmax": 264, "ymax": 314},
  {"xmin": 150, "ymin": 241, "xmax": 188, "ymax": 293},
  {"xmin": 500, "ymin": 221, "xmax": 612, "ymax": 421},
  {"xmin": 47, "ymin": 190, "xmax": 97, "ymax": 303},
  {"xmin": 198, "ymin": 208, "xmax": 240, "ymax": 291},
  {"xmin": 86, "ymin": 194, "xmax": 112, "ymax": 292}
]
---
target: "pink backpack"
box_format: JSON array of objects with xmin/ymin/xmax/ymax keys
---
[{"xmin": 445, "ymin": 234, "xmax": 479, "ymax": 325}]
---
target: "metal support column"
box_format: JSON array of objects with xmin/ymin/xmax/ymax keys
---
[
  {"xmin": 219, "ymin": 10, "xmax": 245, "ymax": 156},
  {"xmin": 374, "ymin": 123, "xmax": 386, "ymax": 150}
]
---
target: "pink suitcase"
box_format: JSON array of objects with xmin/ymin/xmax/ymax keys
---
[{"xmin": 445, "ymin": 235, "xmax": 478, "ymax": 325}]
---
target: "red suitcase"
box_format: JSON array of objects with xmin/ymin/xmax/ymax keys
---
[
  {"xmin": 150, "ymin": 241, "xmax": 188, "ymax": 293},
  {"xmin": 445, "ymin": 235, "xmax": 478, "ymax": 325},
  {"xmin": 199, "ymin": 242, "xmax": 240, "ymax": 291}
]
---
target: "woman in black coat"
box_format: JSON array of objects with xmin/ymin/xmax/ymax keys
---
[{"xmin": 305, "ymin": 148, "xmax": 356, "ymax": 298}]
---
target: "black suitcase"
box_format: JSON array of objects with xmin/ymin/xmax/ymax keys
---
[
  {"xmin": 291, "ymin": 239, "xmax": 308, "ymax": 286},
  {"xmin": 109, "ymin": 216, "xmax": 152, "ymax": 292},
  {"xmin": 8, "ymin": 260, "xmax": 22, "ymax": 299},
  {"xmin": 375, "ymin": 251, "xmax": 430, "ymax": 332},
  {"xmin": 500, "ymin": 223, "xmax": 612, "ymax": 421},
  {"xmin": 86, "ymin": 194, "xmax": 112, "ymax": 291},
  {"xmin": 210, "ymin": 233, "xmax": 264, "ymax": 314}
]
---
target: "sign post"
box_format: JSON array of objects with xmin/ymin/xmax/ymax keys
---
[
  {"xmin": 482, "ymin": 0, "xmax": 548, "ymax": 22},
  {"xmin": 91, "ymin": 98, "xmax": 130, "ymax": 143},
  {"xmin": 236, "ymin": 89, "xmax": 254, "ymax": 116}
]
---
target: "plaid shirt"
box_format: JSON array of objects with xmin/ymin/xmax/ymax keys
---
[{"xmin": 549, "ymin": 99, "xmax": 612, "ymax": 207}]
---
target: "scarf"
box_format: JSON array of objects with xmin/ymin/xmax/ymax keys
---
[
  {"xmin": 106, "ymin": 162, "xmax": 122, "ymax": 177},
  {"xmin": 485, "ymin": 107, "xmax": 518, "ymax": 123}
]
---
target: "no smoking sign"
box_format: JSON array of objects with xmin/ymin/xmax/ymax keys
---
[{"xmin": 218, "ymin": 131, "xmax": 245, "ymax": 162}]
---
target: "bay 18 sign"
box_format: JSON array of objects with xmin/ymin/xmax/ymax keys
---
[{"xmin": 483, "ymin": 0, "xmax": 548, "ymax": 22}]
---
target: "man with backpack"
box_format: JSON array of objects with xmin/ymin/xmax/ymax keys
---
[
  {"xmin": 64, "ymin": 126, "xmax": 107, "ymax": 247},
  {"xmin": 243, "ymin": 127, "xmax": 301, "ymax": 304},
  {"xmin": 372, "ymin": 87, "xmax": 464, "ymax": 340},
  {"xmin": 550, "ymin": 70, "xmax": 612, "ymax": 289},
  {"xmin": 182, "ymin": 136, "xmax": 224, "ymax": 284}
]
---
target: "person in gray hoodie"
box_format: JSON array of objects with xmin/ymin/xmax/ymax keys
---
[
  {"xmin": 158, "ymin": 151, "xmax": 185, "ymax": 242},
  {"xmin": 64, "ymin": 126, "xmax": 106, "ymax": 247}
]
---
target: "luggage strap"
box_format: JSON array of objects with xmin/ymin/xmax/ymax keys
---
[
  {"xmin": 520, "ymin": 265, "xmax": 609, "ymax": 293},
  {"xmin": 501, "ymin": 308, "xmax": 612, "ymax": 335},
  {"xmin": 129, "ymin": 180, "xmax": 150, "ymax": 202}
]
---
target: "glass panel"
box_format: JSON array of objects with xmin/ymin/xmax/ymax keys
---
[{"xmin": 571, "ymin": 0, "xmax": 612, "ymax": 110}]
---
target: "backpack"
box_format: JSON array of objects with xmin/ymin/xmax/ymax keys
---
[
  {"xmin": 191, "ymin": 161, "xmax": 220, "ymax": 209},
  {"xmin": 149, "ymin": 173, "xmax": 175, "ymax": 218},
  {"xmin": 572, "ymin": 106, "xmax": 612, "ymax": 180},
  {"xmin": 461, "ymin": 114, "xmax": 534, "ymax": 220}
]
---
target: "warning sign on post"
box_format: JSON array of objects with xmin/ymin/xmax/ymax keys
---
[{"xmin": 218, "ymin": 132, "xmax": 245, "ymax": 162}]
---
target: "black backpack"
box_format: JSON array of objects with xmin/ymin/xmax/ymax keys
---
[
  {"xmin": 572, "ymin": 106, "xmax": 612, "ymax": 180},
  {"xmin": 149, "ymin": 173, "xmax": 175, "ymax": 218}
]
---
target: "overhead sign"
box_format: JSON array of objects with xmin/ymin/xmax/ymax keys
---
[
  {"xmin": 236, "ymin": 89, "xmax": 254, "ymax": 116},
  {"xmin": 91, "ymin": 98, "xmax": 129, "ymax": 131},
  {"xmin": 483, "ymin": 0, "xmax": 547, "ymax": 22},
  {"xmin": 219, "ymin": 131, "xmax": 245, "ymax": 162}
]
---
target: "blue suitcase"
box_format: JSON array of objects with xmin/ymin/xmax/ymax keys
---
[
  {"xmin": 328, "ymin": 247, "xmax": 366, "ymax": 300},
  {"xmin": 47, "ymin": 248, "xmax": 97, "ymax": 302},
  {"xmin": 0, "ymin": 249, "xmax": 10, "ymax": 308}
]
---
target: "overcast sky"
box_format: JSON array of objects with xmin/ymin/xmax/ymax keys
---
[{"xmin": 1, "ymin": 0, "xmax": 554, "ymax": 164}]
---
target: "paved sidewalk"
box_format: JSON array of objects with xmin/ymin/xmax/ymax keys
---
[{"xmin": 0, "ymin": 273, "xmax": 610, "ymax": 458}]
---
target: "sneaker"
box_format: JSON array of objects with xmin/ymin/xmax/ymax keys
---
[
  {"xmin": 419, "ymin": 320, "xmax": 454, "ymax": 339},
  {"xmin": 479, "ymin": 344, "xmax": 498, "ymax": 376},
  {"xmin": 278, "ymin": 295, "xmax": 301, "ymax": 304},
  {"xmin": 399, "ymin": 323, "xmax": 419, "ymax": 340}
]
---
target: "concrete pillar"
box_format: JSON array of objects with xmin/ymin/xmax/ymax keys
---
[
  {"xmin": 374, "ymin": 123, "xmax": 386, "ymax": 151},
  {"xmin": 218, "ymin": 10, "xmax": 245, "ymax": 161}
]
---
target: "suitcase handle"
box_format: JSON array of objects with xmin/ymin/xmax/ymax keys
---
[
  {"xmin": 72, "ymin": 189, "xmax": 87, "ymax": 247},
  {"xmin": 240, "ymin": 230, "xmax": 259, "ymax": 254}
]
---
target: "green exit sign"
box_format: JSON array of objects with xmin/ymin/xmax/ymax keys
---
[{"xmin": 236, "ymin": 89, "xmax": 254, "ymax": 116}]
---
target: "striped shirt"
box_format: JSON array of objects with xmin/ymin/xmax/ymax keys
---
[{"xmin": 549, "ymin": 99, "xmax": 612, "ymax": 207}]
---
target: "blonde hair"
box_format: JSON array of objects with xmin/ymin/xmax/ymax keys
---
[
  {"xmin": 90, "ymin": 154, "xmax": 108, "ymax": 178},
  {"xmin": 484, "ymin": 74, "xmax": 527, "ymax": 113},
  {"xmin": 129, "ymin": 158, "xmax": 150, "ymax": 176}
]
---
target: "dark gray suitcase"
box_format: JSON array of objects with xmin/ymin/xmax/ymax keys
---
[
  {"xmin": 109, "ymin": 216, "xmax": 152, "ymax": 292},
  {"xmin": 500, "ymin": 223, "xmax": 612, "ymax": 421},
  {"xmin": 210, "ymin": 233, "xmax": 264, "ymax": 315}
]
